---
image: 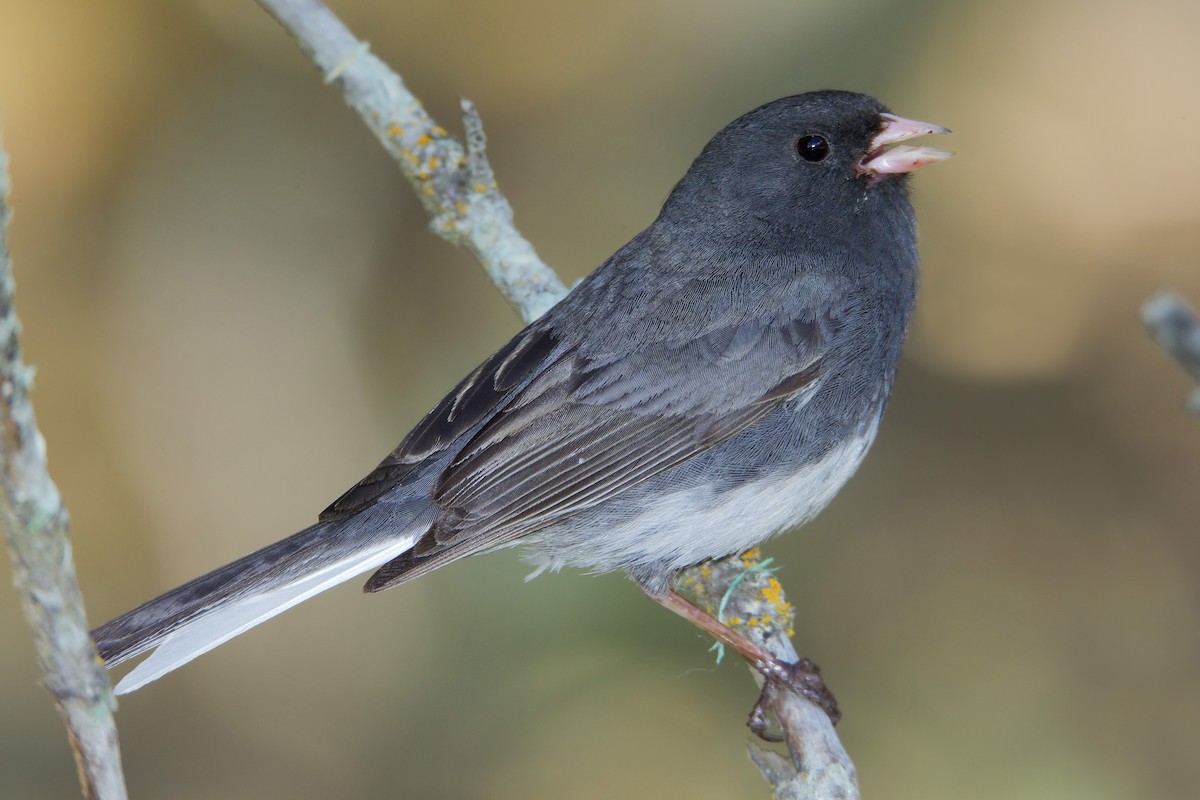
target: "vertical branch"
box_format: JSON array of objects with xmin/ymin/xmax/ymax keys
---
[{"xmin": 0, "ymin": 139, "xmax": 129, "ymax": 798}]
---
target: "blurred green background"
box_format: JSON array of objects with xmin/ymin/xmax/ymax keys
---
[{"xmin": 2, "ymin": 0, "xmax": 1199, "ymax": 798}]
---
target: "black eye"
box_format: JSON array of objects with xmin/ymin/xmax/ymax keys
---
[{"xmin": 797, "ymin": 134, "xmax": 829, "ymax": 162}]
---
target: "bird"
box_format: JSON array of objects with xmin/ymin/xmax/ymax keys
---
[{"xmin": 92, "ymin": 90, "xmax": 951, "ymax": 705}]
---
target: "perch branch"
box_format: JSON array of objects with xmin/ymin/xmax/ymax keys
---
[
  {"xmin": 0, "ymin": 139, "xmax": 129, "ymax": 797},
  {"xmin": 254, "ymin": 0, "xmax": 856, "ymax": 795},
  {"xmin": 680, "ymin": 551, "xmax": 859, "ymax": 799},
  {"xmin": 1142, "ymin": 290, "xmax": 1200, "ymax": 412}
]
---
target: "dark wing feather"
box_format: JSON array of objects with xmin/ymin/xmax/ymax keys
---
[
  {"xmin": 365, "ymin": 310, "xmax": 829, "ymax": 591},
  {"xmin": 432, "ymin": 355, "xmax": 822, "ymax": 541},
  {"xmin": 320, "ymin": 325, "xmax": 560, "ymax": 520}
]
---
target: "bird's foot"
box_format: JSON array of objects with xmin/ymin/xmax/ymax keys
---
[{"xmin": 748, "ymin": 657, "xmax": 839, "ymax": 741}]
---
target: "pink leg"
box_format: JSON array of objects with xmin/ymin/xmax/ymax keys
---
[{"xmin": 646, "ymin": 587, "xmax": 840, "ymax": 728}]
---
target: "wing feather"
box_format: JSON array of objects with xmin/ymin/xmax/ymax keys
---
[
  {"xmin": 340, "ymin": 261, "xmax": 845, "ymax": 592},
  {"xmin": 365, "ymin": 314, "xmax": 830, "ymax": 589}
]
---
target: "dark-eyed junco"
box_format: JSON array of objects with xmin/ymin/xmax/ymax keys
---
[{"xmin": 93, "ymin": 90, "xmax": 951, "ymax": 704}]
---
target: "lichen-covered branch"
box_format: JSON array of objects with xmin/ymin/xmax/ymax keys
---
[
  {"xmin": 0, "ymin": 140, "xmax": 129, "ymax": 797},
  {"xmin": 255, "ymin": 0, "xmax": 566, "ymax": 324},
  {"xmin": 1143, "ymin": 290, "xmax": 1200, "ymax": 412},
  {"xmin": 254, "ymin": 2, "xmax": 856, "ymax": 797},
  {"xmin": 680, "ymin": 550, "xmax": 860, "ymax": 799}
]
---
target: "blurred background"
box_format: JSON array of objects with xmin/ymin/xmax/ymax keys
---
[{"xmin": 2, "ymin": 0, "xmax": 1198, "ymax": 797}]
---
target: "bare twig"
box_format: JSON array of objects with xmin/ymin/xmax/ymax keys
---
[
  {"xmin": 1143, "ymin": 290, "xmax": 1200, "ymax": 412},
  {"xmin": 0, "ymin": 140, "xmax": 129, "ymax": 797}
]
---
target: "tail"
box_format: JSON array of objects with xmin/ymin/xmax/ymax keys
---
[{"xmin": 92, "ymin": 505, "xmax": 432, "ymax": 695}]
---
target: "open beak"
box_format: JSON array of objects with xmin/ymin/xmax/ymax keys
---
[{"xmin": 859, "ymin": 112, "xmax": 953, "ymax": 178}]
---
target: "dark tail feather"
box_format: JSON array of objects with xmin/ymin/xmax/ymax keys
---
[
  {"xmin": 92, "ymin": 521, "xmax": 340, "ymax": 667},
  {"xmin": 92, "ymin": 496, "xmax": 434, "ymax": 693}
]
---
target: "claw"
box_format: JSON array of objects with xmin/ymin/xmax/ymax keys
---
[
  {"xmin": 748, "ymin": 692, "xmax": 785, "ymax": 742},
  {"xmin": 748, "ymin": 657, "xmax": 841, "ymax": 740},
  {"xmin": 642, "ymin": 587, "xmax": 841, "ymax": 729},
  {"xmin": 780, "ymin": 658, "xmax": 840, "ymax": 723}
]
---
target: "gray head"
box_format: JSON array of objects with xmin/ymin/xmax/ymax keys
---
[{"xmin": 660, "ymin": 90, "xmax": 951, "ymax": 255}]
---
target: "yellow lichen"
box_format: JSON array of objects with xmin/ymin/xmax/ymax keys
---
[
  {"xmin": 761, "ymin": 577, "xmax": 788, "ymax": 610},
  {"xmin": 416, "ymin": 134, "xmax": 433, "ymax": 147},
  {"xmin": 388, "ymin": 125, "xmax": 404, "ymax": 137}
]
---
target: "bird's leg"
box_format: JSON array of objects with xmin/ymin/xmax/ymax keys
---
[{"xmin": 644, "ymin": 587, "xmax": 840, "ymax": 733}]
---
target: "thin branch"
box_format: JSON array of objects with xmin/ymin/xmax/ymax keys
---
[
  {"xmin": 1143, "ymin": 290, "xmax": 1200, "ymax": 412},
  {"xmin": 0, "ymin": 139, "xmax": 129, "ymax": 796},
  {"xmin": 680, "ymin": 551, "xmax": 860, "ymax": 799},
  {"xmin": 256, "ymin": 0, "xmax": 566, "ymax": 325},
  {"xmin": 254, "ymin": 1, "xmax": 856, "ymax": 796}
]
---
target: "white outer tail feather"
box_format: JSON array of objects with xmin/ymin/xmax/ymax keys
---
[{"xmin": 113, "ymin": 534, "xmax": 420, "ymax": 694}]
